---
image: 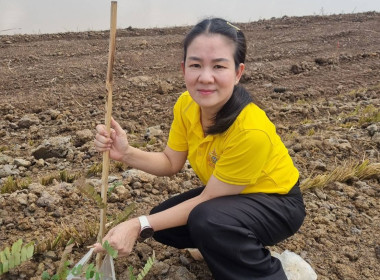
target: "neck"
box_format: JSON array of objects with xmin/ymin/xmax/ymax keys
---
[{"xmin": 200, "ymin": 109, "xmax": 215, "ymax": 135}]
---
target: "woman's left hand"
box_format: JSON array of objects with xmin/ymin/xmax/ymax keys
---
[{"xmin": 93, "ymin": 218, "xmax": 140, "ymax": 257}]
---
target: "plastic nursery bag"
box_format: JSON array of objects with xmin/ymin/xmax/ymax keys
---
[
  {"xmin": 67, "ymin": 248, "xmax": 116, "ymax": 280},
  {"xmin": 271, "ymin": 250, "xmax": 317, "ymax": 280}
]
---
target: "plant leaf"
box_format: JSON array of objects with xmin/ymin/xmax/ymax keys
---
[
  {"xmin": 11, "ymin": 239, "xmax": 22, "ymax": 255},
  {"xmin": 0, "ymin": 251, "xmax": 6, "ymax": 263},
  {"xmin": 8, "ymin": 255, "xmax": 14, "ymax": 269},
  {"xmin": 136, "ymin": 251, "xmax": 155, "ymax": 280},
  {"xmin": 3, "ymin": 247, "xmax": 10, "ymax": 260},
  {"xmin": 41, "ymin": 271, "xmax": 51, "ymax": 280},
  {"xmin": 102, "ymin": 240, "xmax": 118, "ymax": 258},
  {"xmin": 2, "ymin": 260, "xmax": 8, "ymax": 273},
  {"xmin": 77, "ymin": 180, "xmax": 106, "ymax": 209},
  {"xmin": 85, "ymin": 263, "xmax": 95, "ymax": 279},
  {"xmin": 71, "ymin": 264, "xmax": 83, "ymax": 276},
  {"xmin": 25, "ymin": 242, "xmax": 34, "ymax": 258},
  {"xmin": 128, "ymin": 266, "xmax": 136, "ymax": 280},
  {"xmin": 13, "ymin": 251, "xmax": 21, "ymax": 266},
  {"xmin": 20, "ymin": 246, "xmax": 27, "ymax": 262},
  {"xmin": 109, "ymin": 203, "xmax": 136, "ymax": 228}
]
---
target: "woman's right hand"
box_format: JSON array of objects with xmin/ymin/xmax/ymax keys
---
[{"xmin": 94, "ymin": 118, "xmax": 130, "ymax": 162}]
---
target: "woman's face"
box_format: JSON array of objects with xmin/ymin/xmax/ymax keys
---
[{"xmin": 182, "ymin": 34, "xmax": 244, "ymax": 116}]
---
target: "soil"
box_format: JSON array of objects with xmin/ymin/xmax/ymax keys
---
[{"xmin": 1, "ymin": 12, "xmax": 380, "ymax": 280}]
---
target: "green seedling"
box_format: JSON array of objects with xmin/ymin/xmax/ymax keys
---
[{"xmin": 0, "ymin": 239, "xmax": 34, "ymax": 275}]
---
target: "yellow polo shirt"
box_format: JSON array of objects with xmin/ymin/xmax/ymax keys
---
[{"xmin": 167, "ymin": 91, "xmax": 299, "ymax": 194}]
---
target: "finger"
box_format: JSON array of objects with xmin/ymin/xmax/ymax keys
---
[
  {"xmin": 95, "ymin": 133, "xmax": 113, "ymax": 145},
  {"xmin": 96, "ymin": 124, "xmax": 109, "ymax": 137},
  {"xmin": 111, "ymin": 118, "xmax": 125, "ymax": 135},
  {"xmin": 92, "ymin": 243, "xmax": 106, "ymax": 253},
  {"xmin": 94, "ymin": 139, "xmax": 113, "ymax": 153},
  {"xmin": 110, "ymin": 128, "xmax": 116, "ymax": 139}
]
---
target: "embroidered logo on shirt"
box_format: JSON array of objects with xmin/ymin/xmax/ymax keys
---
[{"xmin": 207, "ymin": 149, "xmax": 219, "ymax": 168}]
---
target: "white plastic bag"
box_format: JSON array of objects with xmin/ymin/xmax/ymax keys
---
[
  {"xmin": 271, "ymin": 250, "xmax": 317, "ymax": 280},
  {"xmin": 67, "ymin": 248, "xmax": 116, "ymax": 280}
]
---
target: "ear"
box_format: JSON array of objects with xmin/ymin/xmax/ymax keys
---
[
  {"xmin": 235, "ymin": 63, "xmax": 245, "ymax": 83},
  {"xmin": 181, "ymin": 61, "xmax": 185, "ymax": 75}
]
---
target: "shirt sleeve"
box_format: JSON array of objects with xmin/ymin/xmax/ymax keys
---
[
  {"xmin": 213, "ymin": 129, "xmax": 272, "ymax": 185},
  {"xmin": 167, "ymin": 96, "xmax": 188, "ymax": 152}
]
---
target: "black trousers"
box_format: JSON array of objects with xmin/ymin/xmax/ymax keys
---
[{"xmin": 150, "ymin": 182, "xmax": 306, "ymax": 280}]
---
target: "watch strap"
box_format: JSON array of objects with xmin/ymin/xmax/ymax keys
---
[{"xmin": 138, "ymin": 215, "xmax": 151, "ymax": 230}]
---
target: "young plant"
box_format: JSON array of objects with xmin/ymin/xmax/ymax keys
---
[
  {"xmin": 0, "ymin": 239, "xmax": 34, "ymax": 275},
  {"xmin": 76, "ymin": 177, "xmax": 106, "ymax": 209},
  {"xmin": 128, "ymin": 251, "xmax": 156, "ymax": 280},
  {"xmin": 107, "ymin": 181, "xmax": 123, "ymax": 196}
]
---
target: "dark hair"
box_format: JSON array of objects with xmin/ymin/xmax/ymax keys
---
[{"xmin": 183, "ymin": 18, "xmax": 253, "ymax": 135}]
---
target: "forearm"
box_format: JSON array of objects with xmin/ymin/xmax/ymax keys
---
[{"xmin": 121, "ymin": 146, "xmax": 178, "ymax": 176}]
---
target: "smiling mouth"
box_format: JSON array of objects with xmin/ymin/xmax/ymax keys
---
[{"xmin": 198, "ymin": 89, "xmax": 215, "ymax": 95}]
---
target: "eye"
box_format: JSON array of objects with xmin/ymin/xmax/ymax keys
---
[
  {"xmin": 189, "ymin": 63, "xmax": 201, "ymax": 68},
  {"xmin": 214, "ymin": 65, "xmax": 226, "ymax": 69}
]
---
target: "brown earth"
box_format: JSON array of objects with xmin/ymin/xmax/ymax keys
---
[{"xmin": 0, "ymin": 12, "xmax": 380, "ymax": 280}]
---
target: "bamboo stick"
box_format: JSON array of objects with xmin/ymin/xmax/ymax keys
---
[{"xmin": 96, "ymin": 1, "xmax": 117, "ymax": 269}]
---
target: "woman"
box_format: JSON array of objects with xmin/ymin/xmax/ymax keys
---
[{"xmin": 94, "ymin": 18, "xmax": 305, "ymax": 279}]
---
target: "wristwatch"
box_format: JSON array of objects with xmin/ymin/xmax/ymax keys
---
[{"xmin": 138, "ymin": 215, "xmax": 154, "ymax": 241}]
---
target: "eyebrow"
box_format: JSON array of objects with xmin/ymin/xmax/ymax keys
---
[{"xmin": 187, "ymin": 56, "xmax": 230, "ymax": 63}]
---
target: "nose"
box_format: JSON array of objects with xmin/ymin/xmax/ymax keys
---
[{"xmin": 198, "ymin": 67, "xmax": 214, "ymax": 83}]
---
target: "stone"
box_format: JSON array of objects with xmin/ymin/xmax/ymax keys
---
[
  {"xmin": 0, "ymin": 154, "xmax": 12, "ymax": 165},
  {"xmin": 122, "ymin": 169, "xmax": 156, "ymax": 183},
  {"xmin": 74, "ymin": 129, "xmax": 93, "ymax": 147},
  {"xmin": 17, "ymin": 114, "xmax": 40, "ymax": 128},
  {"xmin": 28, "ymin": 183, "xmax": 45, "ymax": 195},
  {"xmin": 0, "ymin": 164, "xmax": 19, "ymax": 178},
  {"xmin": 145, "ymin": 125, "xmax": 163, "ymax": 139},
  {"xmin": 150, "ymin": 261, "xmax": 170, "ymax": 276},
  {"xmin": 36, "ymin": 190, "xmax": 62, "ymax": 210},
  {"xmin": 314, "ymin": 188, "xmax": 327, "ymax": 200},
  {"xmin": 14, "ymin": 158, "xmax": 32, "ymax": 167},
  {"xmin": 32, "ymin": 136, "xmax": 73, "ymax": 159},
  {"xmin": 157, "ymin": 81, "xmax": 174, "ymax": 94},
  {"xmin": 366, "ymin": 124, "xmax": 378, "ymax": 136},
  {"xmin": 309, "ymin": 160, "xmax": 327, "ymax": 171},
  {"xmin": 372, "ymin": 132, "xmax": 380, "ymax": 147},
  {"xmin": 35, "ymin": 158, "xmax": 45, "ymax": 167},
  {"xmin": 15, "ymin": 193, "xmax": 28, "ymax": 206},
  {"xmin": 171, "ymin": 266, "xmax": 196, "ymax": 280},
  {"xmin": 47, "ymin": 109, "xmax": 61, "ymax": 120}
]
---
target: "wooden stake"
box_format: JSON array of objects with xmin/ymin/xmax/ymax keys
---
[{"xmin": 96, "ymin": 0, "xmax": 117, "ymax": 269}]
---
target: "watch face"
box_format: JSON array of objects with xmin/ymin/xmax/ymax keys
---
[{"xmin": 140, "ymin": 227, "xmax": 154, "ymax": 239}]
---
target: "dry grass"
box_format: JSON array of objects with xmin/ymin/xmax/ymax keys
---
[
  {"xmin": 40, "ymin": 170, "xmax": 78, "ymax": 186},
  {"xmin": 0, "ymin": 176, "xmax": 31, "ymax": 194},
  {"xmin": 300, "ymin": 160, "xmax": 380, "ymax": 191},
  {"xmin": 86, "ymin": 163, "xmax": 102, "ymax": 177},
  {"xmin": 35, "ymin": 219, "xmax": 98, "ymax": 254}
]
